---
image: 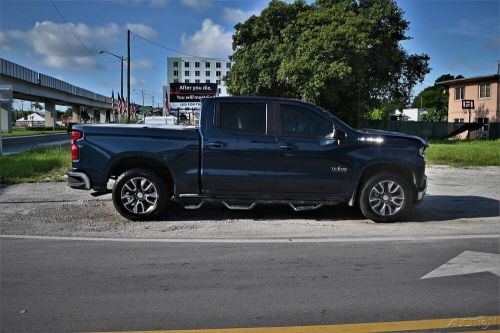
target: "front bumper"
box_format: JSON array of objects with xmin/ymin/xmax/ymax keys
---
[
  {"xmin": 67, "ymin": 171, "xmax": 91, "ymax": 190},
  {"xmin": 416, "ymin": 175, "xmax": 427, "ymax": 202}
]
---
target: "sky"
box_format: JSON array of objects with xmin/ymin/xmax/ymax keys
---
[{"xmin": 0, "ymin": 0, "xmax": 499, "ymax": 110}]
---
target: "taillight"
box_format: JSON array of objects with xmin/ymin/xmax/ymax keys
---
[{"xmin": 71, "ymin": 130, "xmax": 83, "ymax": 161}]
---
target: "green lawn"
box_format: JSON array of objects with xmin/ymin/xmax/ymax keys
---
[
  {"xmin": 2, "ymin": 128, "xmax": 67, "ymax": 137},
  {"xmin": 0, "ymin": 146, "xmax": 72, "ymax": 185},
  {"xmin": 426, "ymin": 140, "xmax": 500, "ymax": 166}
]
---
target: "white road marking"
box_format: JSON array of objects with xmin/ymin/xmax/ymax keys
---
[
  {"xmin": 0, "ymin": 234, "xmax": 498, "ymax": 243},
  {"xmin": 421, "ymin": 250, "xmax": 500, "ymax": 279}
]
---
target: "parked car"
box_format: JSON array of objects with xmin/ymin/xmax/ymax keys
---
[{"xmin": 67, "ymin": 96, "xmax": 427, "ymax": 222}]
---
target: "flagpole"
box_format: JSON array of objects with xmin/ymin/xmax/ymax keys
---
[{"xmin": 127, "ymin": 29, "xmax": 131, "ymax": 123}]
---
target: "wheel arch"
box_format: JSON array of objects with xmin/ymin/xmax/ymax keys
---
[
  {"xmin": 350, "ymin": 161, "xmax": 416, "ymax": 207},
  {"xmin": 107, "ymin": 155, "xmax": 174, "ymax": 194}
]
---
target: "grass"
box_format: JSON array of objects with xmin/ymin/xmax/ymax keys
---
[
  {"xmin": 2, "ymin": 128, "xmax": 67, "ymax": 137},
  {"xmin": 0, "ymin": 145, "xmax": 72, "ymax": 185},
  {"xmin": 426, "ymin": 140, "xmax": 500, "ymax": 166}
]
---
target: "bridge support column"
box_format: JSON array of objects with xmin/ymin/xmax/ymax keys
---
[
  {"xmin": 45, "ymin": 101, "xmax": 56, "ymax": 128},
  {"xmin": 1, "ymin": 102, "xmax": 13, "ymax": 133},
  {"xmin": 72, "ymin": 106, "xmax": 81, "ymax": 123},
  {"xmin": 0, "ymin": 85, "xmax": 13, "ymax": 133}
]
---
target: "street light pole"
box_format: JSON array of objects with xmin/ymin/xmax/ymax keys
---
[
  {"xmin": 98, "ymin": 50, "xmax": 125, "ymax": 104},
  {"xmin": 120, "ymin": 55, "xmax": 123, "ymax": 98},
  {"xmin": 132, "ymin": 89, "xmax": 145, "ymax": 107}
]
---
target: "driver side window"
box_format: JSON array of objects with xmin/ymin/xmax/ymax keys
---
[{"xmin": 280, "ymin": 104, "xmax": 332, "ymax": 138}]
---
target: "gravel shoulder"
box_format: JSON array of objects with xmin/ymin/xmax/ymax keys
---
[{"xmin": 1, "ymin": 166, "xmax": 499, "ymax": 239}]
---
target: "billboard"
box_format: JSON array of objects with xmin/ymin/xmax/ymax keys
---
[{"xmin": 169, "ymin": 82, "xmax": 217, "ymax": 103}]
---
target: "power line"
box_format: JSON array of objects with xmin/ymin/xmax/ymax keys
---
[
  {"xmin": 51, "ymin": 1, "xmax": 102, "ymax": 63},
  {"xmin": 130, "ymin": 31, "xmax": 228, "ymax": 61}
]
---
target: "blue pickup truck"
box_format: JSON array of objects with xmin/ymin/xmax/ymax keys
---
[{"xmin": 68, "ymin": 96, "xmax": 427, "ymax": 222}]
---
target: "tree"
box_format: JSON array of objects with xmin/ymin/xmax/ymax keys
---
[
  {"xmin": 411, "ymin": 74, "xmax": 462, "ymax": 122},
  {"xmin": 31, "ymin": 102, "xmax": 43, "ymax": 114},
  {"xmin": 226, "ymin": 0, "xmax": 430, "ymax": 125},
  {"xmin": 365, "ymin": 108, "xmax": 386, "ymax": 120}
]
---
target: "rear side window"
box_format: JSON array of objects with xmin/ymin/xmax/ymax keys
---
[
  {"xmin": 280, "ymin": 104, "xmax": 332, "ymax": 137},
  {"xmin": 216, "ymin": 102, "xmax": 267, "ymax": 134}
]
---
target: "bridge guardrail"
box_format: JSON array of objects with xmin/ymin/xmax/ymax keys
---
[
  {"xmin": 0, "ymin": 58, "xmax": 38, "ymax": 84},
  {"xmin": 1, "ymin": 58, "xmax": 110, "ymax": 104}
]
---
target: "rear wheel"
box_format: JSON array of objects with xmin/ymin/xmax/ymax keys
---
[
  {"xmin": 112, "ymin": 168, "xmax": 168, "ymax": 221},
  {"xmin": 359, "ymin": 172, "xmax": 414, "ymax": 223}
]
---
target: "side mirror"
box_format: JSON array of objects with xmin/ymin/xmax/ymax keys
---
[{"xmin": 333, "ymin": 128, "xmax": 346, "ymax": 140}]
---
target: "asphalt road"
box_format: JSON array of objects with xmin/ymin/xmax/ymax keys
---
[
  {"xmin": 1, "ymin": 166, "xmax": 499, "ymax": 332},
  {"xmin": 1, "ymin": 133, "xmax": 69, "ymax": 155},
  {"xmin": 1, "ymin": 236, "xmax": 498, "ymax": 333}
]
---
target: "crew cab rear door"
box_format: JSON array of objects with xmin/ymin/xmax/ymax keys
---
[{"xmin": 201, "ymin": 100, "xmax": 275, "ymax": 194}]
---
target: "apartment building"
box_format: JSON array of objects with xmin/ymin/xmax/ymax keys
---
[
  {"xmin": 166, "ymin": 57, "xmax": 232, "ymax": 96},
  {"xmin": 437, "ymin": 74, "xmax": 499, "ymax": 131}
]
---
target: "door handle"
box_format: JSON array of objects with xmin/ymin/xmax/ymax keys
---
[
  {"xmin": 208, "ymin": 141, "xmax": 227, "ymax": 148},
  {"xmin": 279, "ymin": 143, "xmax": 296, "ymax": 150}
]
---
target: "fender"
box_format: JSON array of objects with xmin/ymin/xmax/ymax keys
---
[{"xmin": 347, "ymin": 158, "xmax": 417, "ymax": 206}]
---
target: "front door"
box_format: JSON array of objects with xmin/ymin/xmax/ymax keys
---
[
  {"xmin": 275, "ymin": 103, "xmax": 349, "ymax": 198},
  {"xmin": 202, "ymin": 100, "xmax": 275, "ymax": 195}
]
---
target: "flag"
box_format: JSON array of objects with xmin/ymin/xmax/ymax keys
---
[
  {"xmin": 121, "ymin": 94, "xmax": 126, "ymax": 116},
  {"xmin": 117, "ymin": 93, "xmax": 123, "ymax": 115}
]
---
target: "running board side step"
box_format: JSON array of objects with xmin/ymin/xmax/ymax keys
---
[
  {"xmin": 222, "ymin": 201, "xmax": 256, "ymax": 210},
  {"xmin": 289, "ymin": 203, "xmax": 323, "ymax": 212},
  {"xmin": 183, "ymin": 202, "xmax": 205, "ymax": 210}
]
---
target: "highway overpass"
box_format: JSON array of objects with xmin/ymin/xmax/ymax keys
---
[{"xmin": 0, "ymin": 58, "xmax": 113, "ymax": 132}]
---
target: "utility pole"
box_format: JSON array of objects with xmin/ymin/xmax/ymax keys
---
[
  {"xmin": 127, "ymin": 29, "xmax": 131, "ymax": 122},
  {"xmin": 141, "ymin": 90, "xmax": 144, "ymax": 106}
]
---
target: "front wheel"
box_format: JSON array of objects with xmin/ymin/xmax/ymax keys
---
[
  {"xmin": 359, "ymin": 172, "xmax": 414, "ymax": 223},
  {"xmin": 112, "ymin": 168, "xmax": 168, "ymax": 221}
]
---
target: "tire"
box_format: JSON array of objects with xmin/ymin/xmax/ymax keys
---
[
  {"xmin": 112, "ymin": 168, "xmax": 168, "ymax": 221},
  {"xmin": 359, "ymin": 172, "xmax": 414, "ymax": 223}
]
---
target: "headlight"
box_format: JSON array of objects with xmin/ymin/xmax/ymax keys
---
[{"xmin": 418, "ymin": 146, "xmax": 425, "ymax": 157}]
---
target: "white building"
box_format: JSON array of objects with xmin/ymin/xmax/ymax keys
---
[
  {"xmin": 15, "ymin": 113, "xmax": 45, "ymax": 127},
  {"xmin": 390, "ymin": 108, "xmax": 427, "ymax": 121},
  {"xmin": 166, "ymin": 57, "xmax": 233, "ymax": 96}
]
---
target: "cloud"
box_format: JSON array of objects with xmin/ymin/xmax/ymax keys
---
[
  {"xmin": 6, "ymin": 21, "xmax": 156, "ymax": 71},
  {"xmin": 131, "ymin": 58, "xmax": 155, "ymax": 70},
  {"xmin": 126, "ymin": 23, "xmax": 157, "ymax": 38},
  {"xmin": 7, "ymin": 21, "xmax": 121, "ymax": 70},
  {"xmin": 181, "ymin": 0, "xmax": 212, "ymax": 11},
  {"xmin": 113, "ymin": 0, "xmax": 168, "ymax": 6},
  {"xmin": 487, "ymin": 36, "xmax": 500, "ymax": 48},
  {"xmin": 222, "ymin": 7, "xmax": 259, "ymax": 25},
  {"xmin": 0, "ymin": 31, "xmax": 13, "ymax": 51},
  {"xmin": 149, "ymin": 0, "xmax": 168, "ymax": 6},
  {"xmin": 435, "ymin": 18, "xmax": 497, "ymax": 37},
  {"xmin": 131, "ymin": 76, "xmax": 147, "ymax": 86},
  {"xmin": 181, "ymin": 19, "xmax": 232, "ymax": 58}
]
